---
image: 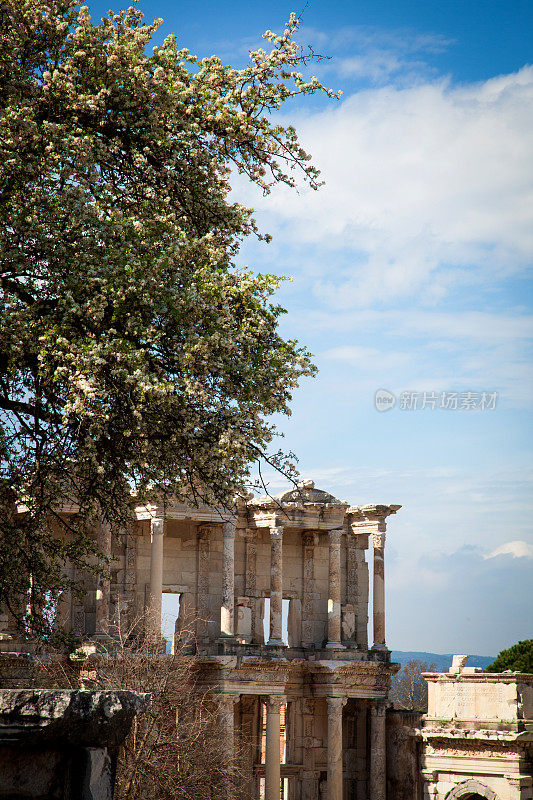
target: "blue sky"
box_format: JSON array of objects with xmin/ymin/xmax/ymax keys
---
[{"xmin": 90, "ymin": 0, "xmax": 532, "ymax": 656}]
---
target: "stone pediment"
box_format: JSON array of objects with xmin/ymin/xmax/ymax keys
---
[{"xmin": 250, "ymin": 480, "xmax": 347, "ymax": 510}]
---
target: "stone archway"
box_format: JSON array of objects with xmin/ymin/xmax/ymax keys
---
[{"xmin": 445, "ymin": 779, "xmax": 498, "ymax": 800}]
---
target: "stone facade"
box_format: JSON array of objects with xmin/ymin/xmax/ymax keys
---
[
  {"xmin": 0, "ymin": 481, "xmax": 401, "ymax": 800},
  {"xmin": 419, "ymin": 660, "xmax": 533, "ymax": 800}
]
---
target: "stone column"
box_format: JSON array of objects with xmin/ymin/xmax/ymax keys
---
[
  {"xmin": 327, "ymin": 696, "xmax": 346, "ymax": 800},
  {"xmin": 220, "ymin": 520, "xmax": 236, "ymax": 637},
  {"xmin": 420, "ymin": 771, "xmax": 438, "ymax": 800},
  {"xmin": 301, "ymin": 698, "xmax": 316, "ymax": 800},
  {"xmin": 55, "ymin": 585, "xmax": 72, "ymax": 631},
  {"xmin": 218, "ymin": 693, "xmax": 240, "ymax": 764},
  {"xmin": 148, "ymin": 517, "xmax": 164, "ymax": 638},
  {"xmin": 197, "ymin": 526, "xmax": 211, "ymax": 641},
  {"xmin": 265, "ymin": 695, "xmax": 284, "ymax": 800},
  {"xmin": 173, "ymin": 591, "xmax": 194, "ymax": 654},
  {"xmin": 245, "ymin": 528, "xmax": 260, "ymax": 643},
  {"xmin": 326, "ymin": 529, "xmax": 344, "ymax": 648},
  {"xmin": 287, "ymin": 598, "xmax": 302, "ymax": 647},
  {"xmin": 122, "ymin": 526, "xmax": 137, "ymax": 629},
  {"xmin": 302, "ymin": 532, "xmax": 318, "ymax": 646},
  {"xmin": 95, "ymin": 520, "xmax": 111, "ymax": 635},
  {"xmin": 268, "ymin": 526, "xmax": 283, "ymax": 645},
  {"xmin": 345, "ymin": 532, "xmax": 358, "ymax": 646},
  {"xmin": 245, "ymin": 528, "xmax": 257, "ymax": 595},
  {"xmin": 369, "ymin": 700, "xmax": 386, "ymax": 800},
  {"xmin": 372, "ymin": 532, "xmax": 386, "ymax": 649},
  {"xmin": 55, "ymin": 562, "xmax": 73, "ymax": 631}
]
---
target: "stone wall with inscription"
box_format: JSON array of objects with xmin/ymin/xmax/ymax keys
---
[
  {"xmin": 419, "ymin": 666, "xmax": 533, "ymax": 800},
  {"xmin": 427, "ymin": 672, "xmax": 533, "ymax": 723}
]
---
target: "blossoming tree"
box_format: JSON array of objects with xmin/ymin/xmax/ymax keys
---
[{"xmin": 0, "ymin": 0, "xmax": 337, "ymax": 631}]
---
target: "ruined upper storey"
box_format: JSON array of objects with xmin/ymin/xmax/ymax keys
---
[
  {"xmin": 1, "ymin": 481, "xmax": 400, "ymax": 660},
  {"xmin": 129, "ymin": 480, "xmax": 400, "ymax": 658}
]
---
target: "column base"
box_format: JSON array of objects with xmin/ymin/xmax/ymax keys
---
[
  {"xmin": 325, "ymin": 641, "xmax": 346, "ymax": 649},
  {"xmin": 217, "ymin": 635, "xmax": 237, "ymax": 644},
  {"xmin": 267, "ymin": 638, "xmax": 285, "ymax": 647},
  {"xmin": 371, "ymin": 642, "xmax": 388, "ymax": 651},
  {"xmin": 92, "ymin": 632, "xmax": 114, "ymax": 649}
]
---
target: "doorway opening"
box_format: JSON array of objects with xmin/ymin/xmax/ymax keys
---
[{"xmin": 259, "ymin": 701, "xmax": 287, "ymax": 764}]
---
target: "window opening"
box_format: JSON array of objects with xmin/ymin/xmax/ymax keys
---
[
  {"xmin": 262, "ymin": 597, "xmax": 290, "ymax": 644},
  {"xmin": 161, "ymin": 592, "xmax": 180, "ymax": 653}
]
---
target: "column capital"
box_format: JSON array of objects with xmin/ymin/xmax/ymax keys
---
[
  {"xmin": 329, "ymin": 528, "xmax": 343, "ymax": 542},
  {"xmin": 269, "ymin": 525, "xmax": 283, "ymax": 539},
  {"xmin": 372, "ymin": 531, "xmax": 386, "ymax": 549},
  {"xmin": 265, "ymin": 695, "xmax": 285, "ymax": 713},
  {"xmin": 222, "ymin": 520, "xmax": 236, "ymax": 537},
  {"xmin": 150, "ymin": 516, "xmax": 164, "ymax": 535},
  {"xmin": 197, "ymin": 524, "xmax": 213, "ymax": 539},
  {"xmin": 218, "ymin": 692, "xmax": 240, "ymax": 709},
  {"xmin": 370, "ymin": 698, "xmax": 387, "ymax": 716},
  {"xmin": 302, "ymin": 530, "xmax": 318, "ymax": 547},
  {"xmin": 326, "ymin": 695, "xmax": 347, "ymax": 712}
]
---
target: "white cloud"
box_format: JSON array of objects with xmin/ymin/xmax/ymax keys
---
[
  {"xmin": 321, "ymin": 344, "xmax": 410, "ymax": 370},
  {"xmin": 239, "ymin": 66, "xmax": 533, "ymax": 306},
  {"xmin": 286, "ymin": 308, "xmax": 532, "ymax": 405},
  {"xmin": 289, "ymin": 308, "xmax": 533, "ymax": 342},
  {"xmin": 485, "ymin": 540, "xmax": 533, "ymax": 559},
  {"xmin": 300, "ymin": 25, "xmax": 452, "ymax": 84}
]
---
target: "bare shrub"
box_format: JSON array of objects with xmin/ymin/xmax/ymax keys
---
[
  {"xmin": 389, "ymin": 659, "xmax": 436, "ymax": 712},
  {"xmin": 33, "ymin": 611, "xmax": 253, "ymax": 800}
]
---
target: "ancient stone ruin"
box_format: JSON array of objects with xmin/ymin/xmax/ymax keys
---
[
  {"xmin": 0, "ymin": 480, "xmax": 401, "ymax": 800},
  {"xmin": 0, "ymin": 689, "xmax": 148, "ymax": 800},
  {"xmin": 419, "ymin": 660, "xmax": 533, "ymax": 800},
  {"xmin": 1, "ymin": 480, "xmax": 531, "ymax": 800}
]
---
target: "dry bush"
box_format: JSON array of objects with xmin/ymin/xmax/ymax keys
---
[
  {"xmin": 389, "ymin": 659, "xmax": 436, "ymax": 712},
  {"xmin": 33, "ymin": 611, "xmax": 253, "ymax": 800}
]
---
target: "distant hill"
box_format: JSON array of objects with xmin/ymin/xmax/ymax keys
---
[{"xmin": 390, "ymin": 650, "xmax": 495, "ymax": 672}]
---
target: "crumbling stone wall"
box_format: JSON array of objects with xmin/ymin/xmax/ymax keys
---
[
  {"xmin": 0, "ymin": 689, "xmax": 148, "ymax": 800},
  {"xmin": 386, "ymin": 709, "xmax": 423, "ymax": 800}
]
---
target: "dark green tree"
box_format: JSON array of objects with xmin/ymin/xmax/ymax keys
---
[{"xmin": 485, "ymin": 640, "xmax": 533, "ymax": 673}]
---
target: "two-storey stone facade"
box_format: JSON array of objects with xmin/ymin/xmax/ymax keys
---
[{"xmin": 0, "ymin": 480, "xmax": 401, "ymax": 800}]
